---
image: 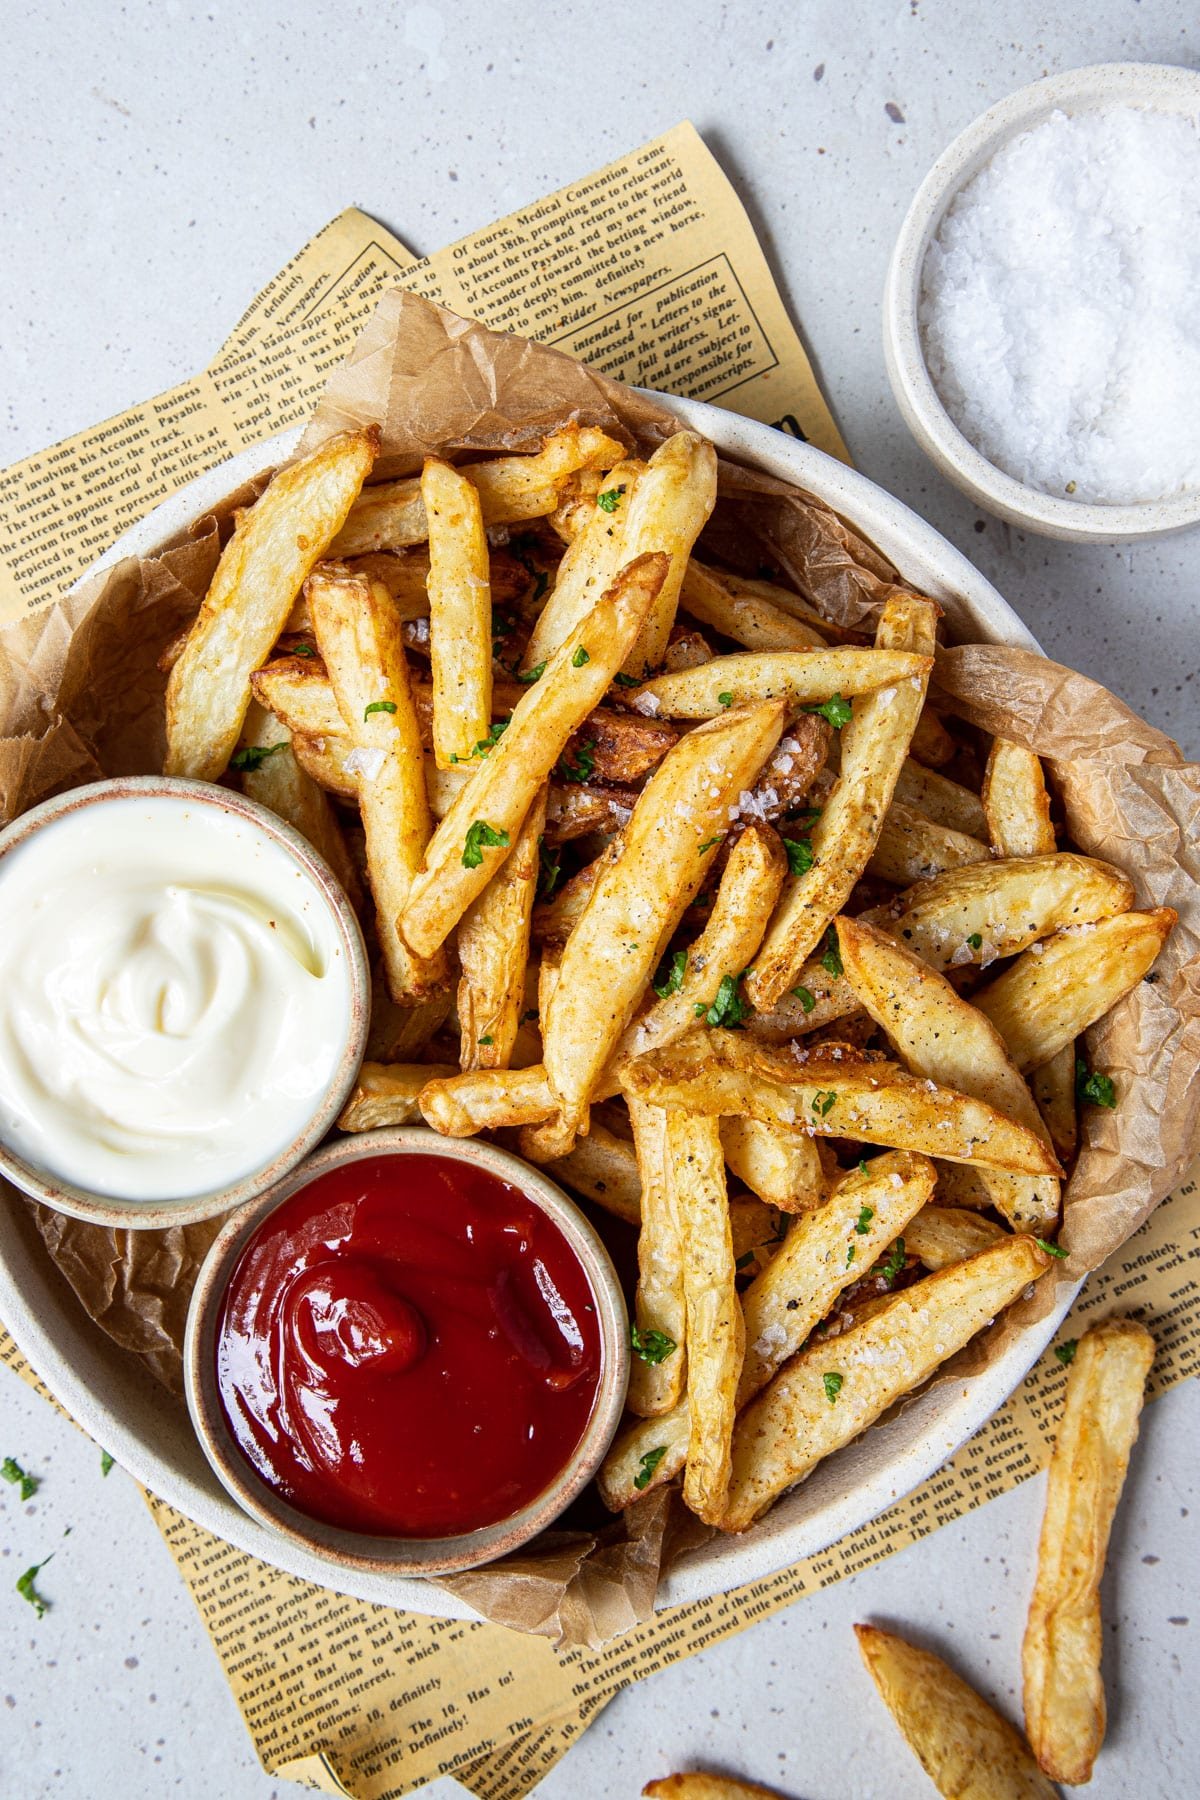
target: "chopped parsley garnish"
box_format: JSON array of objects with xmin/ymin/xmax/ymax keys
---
[
  {"xmin": 820, "ymin": 927, "xmax": 843, "ymax": 979},
  {"xmin": 596, "ymin": 485, "xmax": 626, "ymax": 514},
  {"xmin": 823, "ymin": 1371, "xmax": 844, "ymax": 1405},
  {"xmin": 462, "ymin": 820, "xmax": 510, "ymax": 869},
  {"xmin": 230, "ymin": 742, "xmax": 287, "ymax": 772},
  {"xmin": 557, "ymin": 740, "xmax": 596, "ymax": 784},
  {"xmin": 16, "ymin": 1558, "xmax": 51, "ymax": 1620},
  {"xmin": 518, "ymin": 660, "xmax": 547, "ymax": 684},
  {"xmin": 855, "ymin": 1204, "xmax": 874, "ymax": 1234},
  {"xmin": 1075, "ymin": 1058, "xmax": 1116, "ymax": 1109},
  {"xmin": 1035, "ymin": 1238, "xmax": 1069, "ymax": 1260},
  {"xmin": 783, "ymin": 836, "xmax": 815, "ymax": 877},
  {"xmin": 363, "ymin": 699, "xmax": 397, "ymax": 721},
  {"xmin": 1054, "ymin": 1340, "xmax": 1077, "ymax": 1367},
  {"xmin": 717, "ymin": 691, "xmax": 734, "ymax": 708},
  {"xmin": 967, "ymin": 932, "xmax": 983, "ymax": 950},
  {"xmin": 846, "ymin": 1244, "xmax": 856, "ymax": 1267},
  {"xmin": 478, "ymin": 1035, "xmax": 493, "ymax": 1047},
  {"xmin": 654, "ymin": 950, "xmax": 687, "ymax": 999},
  {"xmin": 874, "ymin": 1237, "xmax": 905, "ymax": 1287},
  {"xmin": 811, "ymin": 1089, "xmax": 837, "ymax": 1118},
  {"xmin": 2, "ymin": 1457, "xmax": 38, "ymax": 1501},
  {"xmin": 696, "ymin": 973, "xmax": 751, "ymax": 1030},
  {"xmin": 613, "ymin": 671, "xmax": 640, "ymax": 689},
  {"xmin": 290, "ymin": 641, "xmax": 318, "ymax": 657},
  {"xmin": 805, "ymin": 692, "xmax": 853, "ymax": 729},
  {"xmin": 698, "ymin": 835, "xmax": 722, "ymax": 855},
  {"xmin": 536, "ymin": 837, "xmax": 562, "ymax": 900},
  {"xmin": 631, "ymin": 1324, "xmax": 677, "ymax": 1365},
  {"xmin": 100, "ymin": 1450, "xmax": 114, "ymax": 1477},
  {"xmin": 571, "ymin": 645, "xmax": 590, "ymax": 668},
  {"xmin": 791, "ymin": 984, "xmax": 816, "ymax": 1013},
  {"xmin": 633, "ymin": 1445, "xmax": 667, "ymax": 1490},
  {"xmin": 469, "ymin": 720, "xmax": 510, "ymax": 758}
]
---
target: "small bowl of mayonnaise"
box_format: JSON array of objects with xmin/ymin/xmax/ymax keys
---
[{"xmin": 0, "ymin": 776, "xmax": 370, "ymax": 1229}]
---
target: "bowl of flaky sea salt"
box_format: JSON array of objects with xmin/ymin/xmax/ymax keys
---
[{"xmin": 884, "ymin": 63, "xmax": 1200, "ymax": 541}]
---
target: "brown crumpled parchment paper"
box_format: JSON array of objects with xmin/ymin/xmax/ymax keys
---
[{"xmin": 1, "ymin": 290, "xmax": 1197, "ymax": 1648}]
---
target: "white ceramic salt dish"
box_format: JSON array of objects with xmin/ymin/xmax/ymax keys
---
[
  {"xmin": 884, "ymin": 63, "xmax": 1200, "ymax": 543},
  {"xmin": 0, "ymin": 400, "xmax": 1077, "ymax": 1622}
]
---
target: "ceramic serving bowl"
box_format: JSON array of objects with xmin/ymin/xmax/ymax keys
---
[
  {"xmin": 0, "ymin": 397, "xmax": 1078, "ymax": 1619},
  {"xmin": 183, "ymin": 1129, "xmax": 630, "ymax": 1577},
  {"xmin": 0, "ymin": 776, "xmax": 371, "ymax": 1230},
  {"xmin": 884, "ymin": 62, "xmax": 1200, "ymax": 543}
]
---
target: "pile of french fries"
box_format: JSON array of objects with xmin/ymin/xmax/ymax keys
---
[{"xmin": 161, "ymin": 416, "xmax": 1175, "ymax": 1549}]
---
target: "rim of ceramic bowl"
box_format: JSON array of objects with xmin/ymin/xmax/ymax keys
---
[
  {"xmin": 183, "ymin": 1127, "xmax": 630, "ymax": 1575},
  {"xmin": 0, "ymin": 775, "xmax": 371, "ymax": 1229},
  {"xmin": 883, "ymin": 62, "xmax": 1200, "ymax": 543}
]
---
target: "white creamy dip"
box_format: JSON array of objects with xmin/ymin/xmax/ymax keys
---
[{"xmin": 0, "ymin": 796, "xmax": 354, "ymax": 1202}]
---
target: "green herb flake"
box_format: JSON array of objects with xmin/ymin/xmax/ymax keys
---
[
  {"xmin": 820, "ymin": 928, "xmax": 843, "ymax": 979},
  {"xmin": 697, "ymin": 835, "xmax": 722, "ymax": 856},
  {"xmin": 518, "ymin": 660, "xmax": 547, "ymax": 685},
  {"xmin": 653, "ymin": 950, "xmax": 687, "ymax": 999},
  {"xmin": 967, "ymin": 932, "xmax": 983, "ymax": 950},
  {"xmin": 557, "ymin": 740, "xmax": 596, "ymax": 784},
  {"xmin": 613, "ymin": 672, "xmax": 640, "ymax": 689},
  {"xmin": 2, "ymin": 1457, "xmax": 38, "ymax": 1501},
  {"xmin": 811, "ymin": 1089, "xmax": 837, "ymax": 1118},
  {"xmin": 823, "ymin": 1371, "xmax": 844, "ymax": 1405},
  {"xmin": 536, "ymin": 837, "xmax": 562, "ymax": 900},
  {"xmin": 806, "ymin": 692, "xmax": 853, "ymax": 730},
  {"xmin": 478, "ymin": 1034, "xmax": 493, "ymax": 1047},
  {"xmin": 1054, "ymin": 1340, "xmax": 1077, "ymax": 1367},
  {"xmin": 462, "ymin": 820, "xmax": 511, "ymax": 869},
  {"xmin": 471, "ymin": 720, "xmax": 510, "ymax": 758},
  {"xmin": 596, "ymin": 485, "xmax": 626, "ymax": 514},
  {"xmin": 230, "ymin": 742, "xmax": 287, "ymax": 772},
  {"xmin": 879, "ymin": 1237, "xmax": 906, "ymax": 1285},
  {"xmin": 717, "ymin": 691, "xmax": 734, "ymax": 709},
  {"xmin": 699, "ymin": 973, "xmax": 751, "ymax": 1031},
  {"xmin": 571, "ymin": 645, "xmax": 590, "ymax": 668},
  {"xmin": 1075, "ymin": 1058, "xmax": 1116, "ymax": 1109},
  {"xmin": 633, "ymin": 1445, "xmax": 667, "ymax": 1490},
  {"xmin": 855, "ymin": 1204, "xmax": 874, "ymax": 1235},
  {"xmin": 1035, "ymin": 1238, "xmax": 1070, "ymax": 1260},
  {"xmin": 791, "ymin": 984, "xmax": 816, "ymax": 1014},
  {"xmin": 16, "ymin": 1557, "xmax": 51, "ymax": 1620},
  {"xmin": 846, "ymin": 1244, "xmax": 856, "ymax": 1267},
  {"xmin": 290, "ymin": 641, "xmax": 318, "ymax": 658},
  {"xmin": 631, "ymin": 1324, "xmax": 678, "ymax": 1366},
  {"xmin": 363, "ymin": 699, "xmax": 397, "ymax": 721},
  {"xmin": 100, "ymin": 1450, "xmax": 114, "ymax": 1478},
  {"xmin": 783, "ymin": 836, "xmax": 815, "ymax": 877}
]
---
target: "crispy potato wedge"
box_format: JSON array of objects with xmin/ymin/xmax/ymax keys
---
[
  {"xmin": 909, "ymin": 706, "xmax": 956, "ymax": 767},
  {"xmin": 401, "ymin": 553, "xmax": 668, "ymax": 958},
  {"xmin": 723, "ymin": 1234, "xmax": 1052, "ymax": 1529},
  {"xmin": 627, "ymin": 1098, "xmax": 688, "ymax": 1416},
  {"xmin": 738, "ymin": 1151, "xmax": 934, "ymax": 1406},
  {"xmin": 976, "ymin": 908, "xmax": 1176, "ymax": 1073},
  {"xmin": 904, "ymin": 1204, "xmax": 1007, "ymax": 1270},
  {"xmin": 628, "ymin": 646, "xmax": 931, "ymax": 719},
  {"xmin": 747, "ymin": 594, "xmax": 937, "ymax": 1008},
  {"xmin": 889, "ymin": 853, "xmax": 1136, "ymax": 972},
  {"xmin": 457, "ymin": 787, "xmax": 546, "ymax": 1071},
  {"xmin": 892, "ymin": 759, "xmax": 988, "ymax": 839},
  {"xmin": 720, "ymin": 1116, "xmax": 825, "ymax": 1214},
  {"xmin": 337, "ymin": 1062, "xmax": 458, "ymax": 1131},
  {"xmin": 621, "ymin": 1032, "xmax": 1059, "ymax": 1175},
  {"xmin": 336, "ymin": 546, "xmax": 530, "ymax": 619},
  {"xmin": 564, "ymin": 706, "xmax": 677, "ymax": 784},
  {"xmin": 235, "ymin": 703, "xmax": 360, "ymax": 907},
  {"xmin": 679, "ymin": 559, "xmax": 828, "ymax": 650},
  {"xmin": 619, "ymin": 432, "xmax": 718, "ymax": 677},
  {"xmin": 307, "ymin": 567, "xmax": 446, "ymax": 1001},
  {"xmin": 983, "ymin": 739, "xmax": 1056, "ymax": 857},
  {"xmin": 536, "ymin": 1121, "xmax": 642, "ymax": 1226},
  {"xmin": 1024, "ymin": 1316, "xmax": 1155, "ymax": 1785},
  {"xmin": 668, "ymin": 1110, "xmax": 742, "ymax": 1524},
  {"xmin": 728, "ymin": 1195, "xmax": 786, "ymax": 1280},
  {"xmin": 868, "ymin": 802, "xmax": 990, "ymax": 886},
  {"xmin": 166, "ymin": 428, "xmax": 377, "ymax": 779},
  {"xmin": 744, "ymin": 958, "xmax": 861, "ymax": 1042},
  {"xmin": 1030, "ymin": 1044, "xmax": 1079, "ymax": 1164},
  {"xmin": 837, "ymin": 914, "xmax": 1061, "ymax": 1232},
  {"xmin": 532, "ymin": 839, "xmax": 623, "ymax": 947},
  {"xmin": 856, "ymin": 1625, "xmax": 1058, "ymax": 1800},
  {"xmin": 932, "ymin": 1160, "xmax": 994, "ymax": 1209},
  {"xmin": 544, "ymin": 781, "xmax": 638, "ymax": 842},
  {"xmin": 521, "ymin": 460, "xmax": 641, "ymax": 671},
  {"xmin": 644, "ymin": 1775, "xmax": 788, "ymax": 1800},
  {"xmin": 597, "ymin": 1396, "xmax": 690, "ymax": 1510},
  {"xmin": 330, "ymin": 426, "xmax": 624, "ymax": 554},
  {"xmin": 421, "ymin": 458, "xmax": 493, "ymax": 769},
  {"xmin": 366, "ymin": 986, "xmax": 453, "ymax": 1063},
  {"xmin": 418, "ymin": 1063, "xmax": 554, "ymax": 1137}
]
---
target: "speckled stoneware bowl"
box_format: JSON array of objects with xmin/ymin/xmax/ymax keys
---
[
  {"xmin": 0, "ymin": 396, "xmax": 1078, "ymax": 1618},
  {"xmin": 0, "ymin": 775, "xmax": 370, "ymax": 1229},
  {"xmin": 884, "ymin": 62, "xmax": 1200, "ymax": 543},
  {"xmin": 184, "ymin": 1128, "xmax": 630, "ymax": 1577}
]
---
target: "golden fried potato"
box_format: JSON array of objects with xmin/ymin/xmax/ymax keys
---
[
  {"xmin": 421, "ymin": 457, "xmax": 493, "ymax": 769},
  {"xmin": 234, "ymin": 702, "xmax": 359, "ymax": 907},
  {"xmin": 457, "ymin": 788, "xmax": 545, "ymax": 1071},
  {"xmin": 679, "ymin": 559, "xmax": 828, "ymax": 650},
  {"xmin": 892, "ymin": 759, "xmax": 988, "ymax": 839},
  {"xmin": 535, "ymin": 1121, "xmax": 642, "ymax": 1226},
  {"xmin": 644, "ymin": 1775, "xmax": 789, "ymax": 1800},
  {"xmin": 521, "ymin": 459, "xmax": 641, "ymax": 671},
  {"xmin": 628, "ymin": 646, "xmax": 931, "ymax": 718},
  {"xmin": 868, "ymin": 803, "xmax": 990, "ymax": 886},
  {"xmin": 983, "ymin": 739, "xmax": 1056, "ymax": 857},
  {"xmin": 418, "ymin": 1063, "xmax": 554, "ymax": 1136},
  {"xmin": 719, "ymin": 1116, "xmax": 825, "ymax": 1213},
  {"xmin": 597, "ymin": 1396, "xmax": 690, "ymax": 1510},
  {"xmin": 627, "ymin": 1098, "xmax": 687, "ymax": 1417},
  {"xmin": 903, "ymin": 1204, "xmax": 1007, "ymax": 1270},
  {"xmin": 1030, "ymin": 1044, "xmax": 1078, "ymax": 1164},
  {"xmin": 909, "ymin": 707, "xmax": 955, "ymax": 767},
  {"xmin": 338, "ymin": 1062, "xmax": 458, "ymax": 1131},
  {"xmin": 888, "ymin": 853, "xmax": 1136, "ymax": 972},
  {"xmin": 618, "ymin": 432, "xmax": 718, "ymax": 677}
]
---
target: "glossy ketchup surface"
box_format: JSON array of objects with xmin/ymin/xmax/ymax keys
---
[{"xmin": 215, "ymin": 1154, "xmax": 603, "ymax": 1538}]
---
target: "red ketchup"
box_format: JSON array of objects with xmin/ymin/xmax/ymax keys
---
[{"xmin": 215, "ymin": 1153, "xmax": 604, "ymax": 1538}]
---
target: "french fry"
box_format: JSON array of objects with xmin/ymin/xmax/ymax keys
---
[
  {"xmin": 679, "ymin": 560, "xmax": 828, "ymax": 650},
  {"xmin": 719, "ymin": 1117, "xmax": 825, "ymax": 1213},
  {"xmin": 644, "ymin": 1775, "xmax": 789, "ymax": 1800},
  {"xmin": 536, "ymin": 1121, "xmax": 643, "ymax": 1226},
  {"xmin": 520, "ymin": 460, "xmax": 642, "ymax": 671},
  {"xmin": 747, "ymin": 593, "xmax": 937, "ymax": 1008},
  {"xmin": 597, "ymin": 1397, "xmax": 690, "ymax": 1510},
  {"xmin": 737, "ymin": 1151, "xmax": 935, "ymax": 1406},
  {"xmin": 904, "ymin": 1204, "xmax": 1007, "ymax": 1269},
  {"xmin": 235, "ymin": 703, "xmax": 360, "ymax": 907},
  {"xmin": 618, "ymin": 432, "xmax": 718, "ymax": 677},
  {"xmin": 1023, "ymin": 1317, "xmax": 1155, "ymax": 1785},
  {"xmin": 868, "ymin": 802, "xmax": 990, "ymax": 886},
  {"xmin": 366, "ymin": 985, "xmax": 452, "ymax": 1062},
  {"xmin": 932, "ymin": 1160, "xmax": 994, "ymax": 1210},
  {"xmin": 976, "ymin": 908, "xmax": 1177, "ymax": 1073},
  {"xmin": 837, "ymin": 914, "xmax": 1061, "ymax": 1232},
  {"xmin": 421, "ymin": 458, "xmax": 493, "ymax": 769},
  {"xmin": 892, "ymin": 758, "xmax": 988, "ymax": 839},
  {"xmin": 627, "ymin": 1098, "xmax": 688, "ymax": 1416},
  {"xmin": 330, "ymin": 426, "xmax": 624, "ymax": 555},
  {"xmin": 855, "ymin": 1625, "xmax": 1058, "ymax": 1800},
  {"xmin": 307, "ymin": 567, "xmax": 446, "ymax": 1001},
  {"xmin": 744, "ymin": 958, "xmax": 861, "ymax": 1042},
  {"xmin": 401, "ymin": 553, "xmax": 668, "ymax": 958},
  {"xmin": 729, "ymin": 1196, "xmax": 786, "ymax": 1279},
  {"xmin": 909, "ymin": 706, "xmax": 956, "ymax": 767},
  {"xmin": 612, "ymin": 823, "xmax": 787, "ymax": 1068},
  {"xmin": 543, "ymin": 702, "xmax": 786, "ymax": 1138},
  {"xmin": 1031, "ymin": 1043, "xmax": 1079, "ymax": 1164},
  {"xmin": 165, "ymin": 428, "xmax": 377, "ymax": 779},
  {"xmin": 668, "ymin": 1110, "xmax": 742, "ymax": 1524},
  {"xmin": 337, "ymin": 1062, "xmax": 458, "ymax": 1131},
  {"xmin": 340, "ymin": 544, "xmax": 532, "ymax": 615},
  {"xmin": 621, "ymin": 1032, "xmax": 1059, "ymax": 1175},
  {"xmin": 627, "ymin": 646, "xmax": 931, "ymax": 718},
  {"xmin": 532, "ymin": 839, "xmax": 623, "ymax": 947},
  {"xmin": 983, "ymin": 738, "xmax": 1056, "ymax": 857},
  {"xmin": 418, "ymin": 1063, "xmax": 555, "ymax": 1137},
  {"xmin": 722, "ymin": 1234, "xmax": 1052, "ymax": 1529},
  {"xmin": 457, "ymin": 787, "xmax": 546, "ymax": 1071},
  {"xmin": 888, "ymin": 852, "xmax": 1136, "ymax": 972}
]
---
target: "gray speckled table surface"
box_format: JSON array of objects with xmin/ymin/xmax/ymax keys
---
[{"xmin": 1, "ymin": 3, "xmax": 1197, "ymax": 1797}]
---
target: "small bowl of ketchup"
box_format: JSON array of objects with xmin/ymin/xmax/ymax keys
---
[{"xmin": 183, "ymin": 1128, "xmax": 630, "ymax": 1577}]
